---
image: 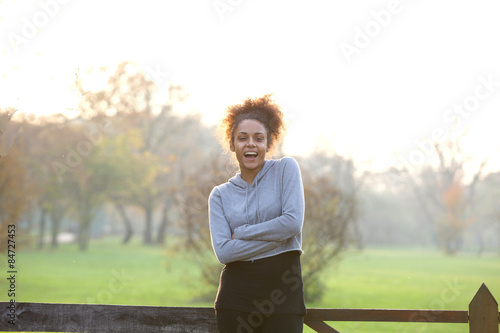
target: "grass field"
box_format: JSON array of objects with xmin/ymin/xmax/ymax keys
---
[{"xmin": 2, "ymin": 237, "xmax": 499, "ymax": 333}]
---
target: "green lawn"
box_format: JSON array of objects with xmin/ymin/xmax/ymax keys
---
[
  {"xmin": 308, "ymin": 248, "xmax": 500, "ymax": 332},
  {"xmin": 2, "ymin": 238, "xmax": 499, "ymax": 333}
]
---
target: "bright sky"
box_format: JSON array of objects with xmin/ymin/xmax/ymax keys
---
[{"xmin": 1, "ymin": 0, "xmax": 499, "ymax": 173}]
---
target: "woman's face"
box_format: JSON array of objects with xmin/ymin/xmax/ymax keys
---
[{"xmin": 230, "ymin": 119, "xmax": 270, "ymax": 178}]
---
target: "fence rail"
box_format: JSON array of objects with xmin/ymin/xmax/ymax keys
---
[{"xmin": 1, "ymin": 283, "xmax": 498, "ymax": 332}]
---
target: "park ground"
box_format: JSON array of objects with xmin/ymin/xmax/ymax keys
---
[{"xmin": 2, "ymin": 237, "xmax": 499, "ymax": 333}]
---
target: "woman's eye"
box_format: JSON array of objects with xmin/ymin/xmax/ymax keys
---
[{"xmin": 238, "ymin": 137, "xmax": 246, "ymax": 141}]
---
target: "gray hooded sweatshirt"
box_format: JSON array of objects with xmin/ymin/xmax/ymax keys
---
[{"xmin": 208, "ymin": 157, "xmax": 305, "ymax": 264}]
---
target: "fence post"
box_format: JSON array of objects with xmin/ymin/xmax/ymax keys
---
[{"xmin": 469, "ymin": 283, "xmax": 499, "ymax": 333}]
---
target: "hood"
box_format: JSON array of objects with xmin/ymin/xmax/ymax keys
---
[{"xmin": 228, "ymin": 160, "xmax": 273, "ymax": 188}]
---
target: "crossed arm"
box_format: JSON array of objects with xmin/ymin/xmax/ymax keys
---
[
  {"xmin": 209, "ymin": 188, "xmax": 282, "ymax": 264},
  {"xmin": 232, "ymin": 158, "xmax": 305, "ymax": 242},
  {"xmin": 208, "ymin": 158, "xmax": 305, "ymax": 264}
]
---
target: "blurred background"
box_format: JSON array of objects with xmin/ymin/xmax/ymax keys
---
[{"xmin": 1, "ymin": 1, "xmax": 499, "ymax": 332}]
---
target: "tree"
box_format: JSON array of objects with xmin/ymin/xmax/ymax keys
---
[
  {"xmin": 395, "ymin": 133, "xmax": 488, "ymax": 255},
  {"xmin": 0, "ymin": 147, "xmax": 28, "ymax": 248},
  {"xmin": 100, "ymin": 128, "xmax": 163, "ymax": 244},
  {"xmin": 40, "ymin": 116, "xmax": 124, "ymax": 251},
  {"xmin": 0, "ymin": 109, "xmax": 33, "ymax": 248},
  {"xmin": 76, "ymin": 62, "xmax": 191, "ymax": 245},
  {"xmin": 297, "ymin": 152, "xmax": 363, "ymax": 301},
  {"xmin": 472, "ymin": 171, "xmax": 500, "ymax": 254},
  {"xmin": 357, "ymin": 175, "xmax": 427, "ymax": 247},
  {"xmin": 174, "ymin": 153, "xmax": 237, "ymax": 295},
  {"xmin": 28, "ymin": 118, "xmax": 75, "ymax": 249}
]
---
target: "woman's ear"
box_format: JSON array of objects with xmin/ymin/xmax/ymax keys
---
[{"xmin": 229, "ymin": 142, "xmax": 234, "ymax": 152}]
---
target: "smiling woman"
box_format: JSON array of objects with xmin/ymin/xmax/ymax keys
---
[
  {"xmin": 217, "ymin": 94, "xmax": 287, "ymax": 184},
  {"xmin": 209, "ymin": 94, "xmax": 306, "ymax": 332}
]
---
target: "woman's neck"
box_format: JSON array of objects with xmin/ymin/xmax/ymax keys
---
[{"xmin": 240, "ymin": 165, "xmax": 264, "ymax": 185}]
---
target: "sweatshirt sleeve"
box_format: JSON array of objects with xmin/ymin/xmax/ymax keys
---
[
  {"xmin": 208, "ymin": 187, "xmax": 282, "ymax": 264},
  {"xmin": 232, "ymin": 157, "xmax": 305, "ymax": 242}
]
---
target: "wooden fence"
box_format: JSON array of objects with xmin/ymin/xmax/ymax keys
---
[{"xmin": 1, "ymin": 283, "xmax": 498, "ymax": 332}]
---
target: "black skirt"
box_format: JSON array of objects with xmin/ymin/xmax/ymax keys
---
[{"xmin": 215, "ymin": 251, "xmax": 306, "ymax": 315}]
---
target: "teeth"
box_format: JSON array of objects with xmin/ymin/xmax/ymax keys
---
[{"xmin": 245, "ymin": 152, "xmax": 257, "ymax": 156}]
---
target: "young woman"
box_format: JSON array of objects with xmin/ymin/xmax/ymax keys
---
[{"xmin": 208, "ymin": 94, "xmax": 306, "ymax": 332}]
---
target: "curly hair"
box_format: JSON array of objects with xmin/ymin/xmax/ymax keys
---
[{"xmin": 218, "ymin": 94, "xmax": 286, "ymax": 154}]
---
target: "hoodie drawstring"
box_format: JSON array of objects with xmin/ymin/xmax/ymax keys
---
[
  {"xmin": 245, "ymin": 177, "xmax": 260, "ymax": 225},
  {"xmin": 245, "ymin": 186, "xmax": 250, "ymax": 225},
  {"xmin": 255, "ymin": 177, "xmax": 260, "ymax": 223}
]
